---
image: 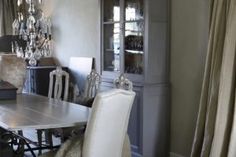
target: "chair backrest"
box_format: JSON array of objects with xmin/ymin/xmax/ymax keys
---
[
  {"xmin": 114, "ymin": 74, "xmax": 133, "ymax": 91},
  {"xmin": 82, "ymin": 89, "xmax": 135, "ymax": 157},
  {"xmin": 83, "ymin": 70, "xmax": 101, "ymax": 98},
  {"xmin": 48, "ymin": 66, "xmax": 69, "ymax": 101},
  {"xmin": 0, "ymin": 54, "xmax": 26, "ymax": 93},
  {"xmin": 0, "ymin": 35, "xmax": 26, "ymax": 53}
]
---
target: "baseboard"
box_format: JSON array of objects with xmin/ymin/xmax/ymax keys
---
[{"xmin": 169, "ymin": 152, "xmax": 186, "ymax": 157}]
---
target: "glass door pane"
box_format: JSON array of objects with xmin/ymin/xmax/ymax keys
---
[
  {"xmin": 124, "ymin": 0, "xmax": 144, "ymax": 74},
  {"xmin": 125, "ymin": 0, "xmax": 144, "ymax": 21},
  {"xmin": 124, "ymin": 21, "xmax": 144, "ymax": 74},
  {"xmin": 103, "ymin": 23, "xmax": 120, "ymax": 72},
  {"xmin": 103, "ymin": 0, "xmax": 120, "ymax": 22}
]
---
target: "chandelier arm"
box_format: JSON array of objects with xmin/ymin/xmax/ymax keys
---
[{"xmin": 38, "ymin": 38, "xmax": 47, "ymax": 49}]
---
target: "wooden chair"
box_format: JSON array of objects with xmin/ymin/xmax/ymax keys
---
[
  {"xmin": 55, "ymin": 70, "xmax": 101, "ymax": 142},
  {"xmin": 37, "ymin": 66, "xmax": 70, "ymax": 155},
  {"xmin": 74, "ymin": 70, "xmax": 101, "ymax": 107},
  {"xmin": 40, "ymin": 88, "xmax": 135, "ymax": 157}
]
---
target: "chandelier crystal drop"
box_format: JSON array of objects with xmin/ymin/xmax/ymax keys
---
[{"xmin": 12, "ymin": 0, "xmax": 52, "ymax": 66}]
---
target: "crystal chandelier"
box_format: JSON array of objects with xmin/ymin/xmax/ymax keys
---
[{"xmin": 12, "ymin": 0, "xmax": 52, "ymax": 66}]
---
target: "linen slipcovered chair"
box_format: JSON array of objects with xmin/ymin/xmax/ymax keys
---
[
  {"xmin": 40, "ymin": 87, "xmax": 135, "ymax": 157},
  {"xmin": 0, "ymin": 54, "xmax": 26, "ymax": 93},
  {"xmin": 0, "ymin": 54, "xmax": 26, "ymax": 156}
]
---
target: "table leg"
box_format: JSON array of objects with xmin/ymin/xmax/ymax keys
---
[
  {"xmin": 37, "ymin": 130, "xmax": 43, "ymax": 155},
  {"xmin": 46, "ymin": 130, "xmax": 53, "ymax": 150},
  {"xmin": 16, "ymin": 130, "xmax": 24, "ymax": 157}
]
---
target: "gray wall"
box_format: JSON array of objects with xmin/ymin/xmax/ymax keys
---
[
  {"xmin": 43, "ymin": 0, "xmax": 209, "ymax": 156},
  {"xmin": 42, "ymin": 0, "xmax": 100, "ymax": 68},
  {"xmin": 170, "ymin": 0, "xmax": 209, "ymax": 156}
]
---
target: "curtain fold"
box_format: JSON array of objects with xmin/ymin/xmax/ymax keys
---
[
  {"xmin": 0, "ymin": 0, "xmax": 17, "ymax": 36},
  {"xmin": 210, "ymin": 0, "xmax": 236, "ymax": 156},
  {"xmin": 191, "ymin": 0, "xmax": 236, "ymax": 156},
  {"xmin": 228, "ymin": 93, "xmax": 236, "ymax": 157}
]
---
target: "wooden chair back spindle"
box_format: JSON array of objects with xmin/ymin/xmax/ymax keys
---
[
  {"xmin": 84, "ymin": 70, "xmax": 101, "ymax": 99},
  {"xmin": 48, "ymin": 66, "xmax": 69, "ymax": 101}
]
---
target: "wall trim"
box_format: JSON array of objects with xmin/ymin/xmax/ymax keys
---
[{"xmin": 169, "ymin": 152, "xmax": 186, "ymax": 157}]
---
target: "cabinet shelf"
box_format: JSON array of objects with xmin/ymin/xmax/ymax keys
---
[
  {"xmin": 103, "ymin": 19, "xmax": 144, "ymax": 24},
  {"xmin": 103, "ymin": 21, "xmax": 120, "ymax": 24},
  {"xmin": 125, "ymin": 19, "xmax": 144, "ymax": 23},
  {"xmin": 125, "ymin": 49, "xmax": 143, "ymax": 54},
  {"xmin": 125, "ymin": 29, "xmax": 144, "ymax": 33},
  {"xmin": 105, "ymin": 49, "xmax": 143, "ymax": 54},
  {"xmin": 105, "ymin": 49, "xmax": 120, "ymax": 54},
  {"xmin": 105, "ymin": 49, "xmax": 114, "ymax": 52}
]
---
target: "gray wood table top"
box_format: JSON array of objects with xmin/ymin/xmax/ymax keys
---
[{"xmin": 0, "ymin": 94, "xmax": 90, "ymax": 131}]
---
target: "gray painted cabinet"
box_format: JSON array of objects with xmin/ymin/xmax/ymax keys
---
[{"xmin": 100, "ymin": 0, "xmax": 169, "ymax": 156}]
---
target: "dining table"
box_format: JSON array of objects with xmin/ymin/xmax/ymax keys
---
[{"xmin": 0, "ymin": 93, "xmax": 91, "ymax": 157}]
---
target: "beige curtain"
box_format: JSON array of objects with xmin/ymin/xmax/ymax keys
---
[
  {"xmin": 0, "ymin": 0, "xmax": 17, "ymax": 36},
  {"xmin": 191, "ymin": 0, "xmax": 236, "ymax": 156}
]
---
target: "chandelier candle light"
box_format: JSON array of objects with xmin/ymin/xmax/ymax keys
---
[{"xmin": 12, "ymin": 0, "xmax": 52, "ymax": 66}]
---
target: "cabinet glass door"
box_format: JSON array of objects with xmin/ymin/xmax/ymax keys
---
[
  {"xmin": 103, "ymin": 0, "xmax": 121, "ymax": 72},
  {"xmin": 124, "ymin": 0, "xmax": 144, "ymax": 74},
  {"xmin": 125, "ymin": 0, "xmax": 144, "ymax": 21},
  {"xmin": 103, "ymin": 0, "xmax": 144, "ymax": 75},
  {"xmin": 104, "ymin": 24, "xmax": 120, "ymax": 72},
  {"xmin": 103, "ymin": 0, "xmax": 120, "ymax": 22}
]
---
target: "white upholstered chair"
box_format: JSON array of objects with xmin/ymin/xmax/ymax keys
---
[
  {"xmin": 40, "ymin": 88, "xmax": 135, "ymax": 157},
  {"xmin": 82, "ymin": 89, "xmax": 135, "ymax": 157}
]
